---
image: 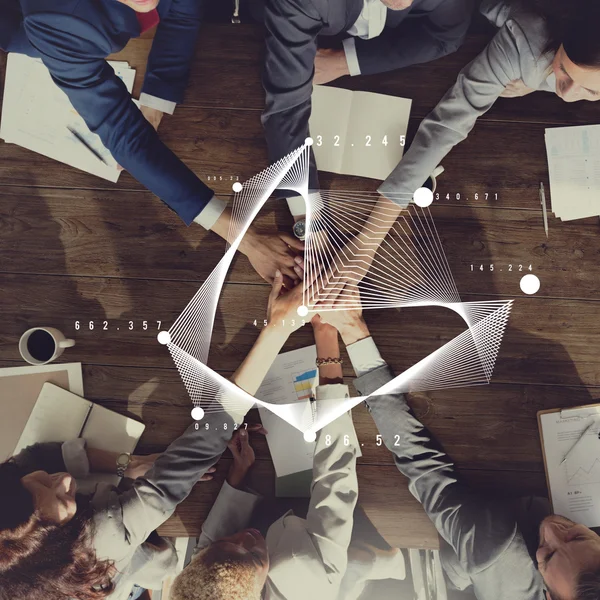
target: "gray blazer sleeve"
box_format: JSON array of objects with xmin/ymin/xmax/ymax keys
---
[
  {"xmin": 354, "ymin": 365, "xmax": 529, "ymax": 581},
  {"xmin": 101, "ymin": 406, "xmax": 241, "ymax": 548},
  {"xmin": 12, "ymin": 439, "xmax": 90, "ymax": 479},
  {"xmin": 378, "ymin": 17, "xmax": 537, "ymax": 203},
  {"xmin": 261, "ymin": 0, "xmax": 321, "ymax": 190},
  {"xmin": 354, "ymin": 0, "xmax": 473, "ymax": 76}
]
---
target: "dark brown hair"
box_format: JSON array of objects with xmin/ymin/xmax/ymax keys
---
[
  {"xmin": 510, "ymin": 0, "xmax": 600, "ymax": 66},
  {"xmin": 0, "ymin": 461, "xmax": 115, "ymax": 600}
]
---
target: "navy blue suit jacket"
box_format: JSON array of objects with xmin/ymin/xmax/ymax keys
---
[{"xmin": 0, "ymin": 0, "xmax": 214, "ymax": 225}]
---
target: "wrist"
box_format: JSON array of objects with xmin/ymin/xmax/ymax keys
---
[
  {"xmin": 227, "ymin": 468, "xmax": 248, "ymax": 490},
  {"xmin": 238, "ymin": 226, "xmax": 258, "ymax": 256},
  {"xmin": 339, "ymin": 318, "xmax": 370, "ymax": 346},
  {"xmin": 260, "ymin": 324, "xmax": 290, "ymax": 346}
]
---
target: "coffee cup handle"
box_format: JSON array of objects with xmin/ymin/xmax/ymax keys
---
[
  {"xmin": 432, "ymin": 165, "xmax": 445, "ymax": 178},
  {"xmin": 59, "ymin": 339, "xmax": 76, "ymax": 349}
]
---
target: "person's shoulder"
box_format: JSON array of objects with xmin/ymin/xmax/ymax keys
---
[{"xmin": 22, "ymin": 3, "xmax": 115, "ymax": 57}]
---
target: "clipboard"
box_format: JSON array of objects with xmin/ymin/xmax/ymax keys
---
[{"xmin": 537, "ymin": 403, "xmax": 600, "ymax": 525}]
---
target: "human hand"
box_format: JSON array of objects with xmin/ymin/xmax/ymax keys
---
[
  {"xmin": 314, "ymin": 48, "xmax": 350, "ymax": 85},
  {"xmin": 140, "ymin": 104, "xmax": 165, "ymax": 132},
  {"xmin": 306, "ymin": 234, "xmax": 376, "ymax": 306},
  {"xmin": 266, "ymin": 270, "xmax": 306, "ymax": 333},
  {"xmin": 313, "ymin": 283, "xmax": 370, "ymax": 345},
  {"xmin": 500, "ymin": 79, "xmax": 535, "ymax": 98},
  {"xmin": 226, "ymin": 423, "xmax": 267, "ymax": 489},
  {"xmin": 241, "ymin": 228, "xmax": 305, "ymax": 289}
]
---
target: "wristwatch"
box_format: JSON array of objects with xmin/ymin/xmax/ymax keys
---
[
  {"xmin": 293, "ymin": 219, "xmax": 306, "ymax": 241},
  {"xmin": 116, "ymin": 452, "xmax": 131, "ymax": 478}
]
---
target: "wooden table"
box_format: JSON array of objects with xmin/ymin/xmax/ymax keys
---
[{"xmin": 1, "ymin": 15, "xmax": 600, "ymax": 550}]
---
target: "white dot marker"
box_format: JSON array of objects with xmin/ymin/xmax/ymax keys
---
[
  {"xmin": 191, "ymin": 406, "xmax": 205, "ymax": 421},
  {"xmin": 520, "ymin": 273, "xmax": 540, "ymax": 295},
  {"xmin": 232, "ymin": 182, "xmax": 243, "ymax": 193},
  {"xmin": 414, "ymin": 187, "xmax": 434, "ymax": 208},
  {"xmin": 304, "ymin": 431, "xmax": 316, "ymax": 442},
  {"xmin": 297, "ymin": 305, "xmax": 309, "ymax": 317},
  {"xmin": 157, "ymin": 331, "xmax": 171, "ymax": 345},
  {"xmin": 305, "ymin": 137, "xmax": 314, "ymax": 147}
]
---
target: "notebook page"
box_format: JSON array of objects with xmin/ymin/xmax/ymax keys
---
[
  {"xmin": 342, "ymin": 91, "xmax": 411, "ymax": 180},
  {"xmin": 14, "ymin": 383, "xmax": 90, "ymax": 455},
  {"xmin": 309, "ymin": 86, "xmax": 353, "ymax": 175},
  {"xmin": 540, "ymin": 408, "xmax": 600, "ymax": 528},
  {"xmin": 0, "ymin": 363, "xmax": 83, "ymax": 461},
  {"xmin": 545, "ymin": 125, "xmax": 600, "ymax": 221}
]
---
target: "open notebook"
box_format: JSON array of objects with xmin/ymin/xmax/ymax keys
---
[
  {"xmin": 15, "ymin": 382, "xmax": 145, "ymax": 488},
  {"xmin": 309, "ymin": 85, "xmax": 412, "ymax": 181}
]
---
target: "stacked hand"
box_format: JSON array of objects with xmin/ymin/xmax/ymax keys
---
[
  {"xmin": 227, "ymin": 423, "xmax": 267, "ymax": 489},
  {"xmin": 241, "ymin": 228, "xmax": 305, "ymax": 289}
]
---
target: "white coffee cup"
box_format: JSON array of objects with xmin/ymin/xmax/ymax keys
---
[{"xmin": 19, "ymin": 327, "xmax": 76, "ymax": 365}]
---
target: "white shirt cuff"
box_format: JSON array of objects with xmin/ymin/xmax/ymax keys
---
[
  {"xmin": 139, "ymin": 92, "xmax": 176, "ymax": 115},
  {"xmin": 346, "ymin": 336, "xmax": 386, "ymax": 377},
  {"xmin": 286, "ymin": 195, "xmax": 307, "ymax": 217},
  {"xmin": 193, "ymin": 195, "xmax": 228, "ymax": 230},
  {"xmin": 315, "ymin": 383, "xmax": 350, "ymax": 401},
  {"xmin": 343, "ymin": 37, "xmax": 361, "ymax": 77},
  {"xmin": 196, "ymin": 481, "xmax": 261, "ymax": 550}
]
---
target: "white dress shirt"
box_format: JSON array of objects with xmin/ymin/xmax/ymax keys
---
[{"xmin": 343, "ymin": 0, "xmax": 388, "ymax": 76}]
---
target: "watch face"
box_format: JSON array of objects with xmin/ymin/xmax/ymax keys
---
[
  {"xmin": 293, "ymin": 220, "xmax": 306, "ymax": 239},
  {"xmin": 117, "ymin": 453, "xmax": 130, "ymax": 466}
]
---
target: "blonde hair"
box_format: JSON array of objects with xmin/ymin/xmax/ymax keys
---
[{"xmin": 171, "ymin": 545, "xmax": 263, "ymax": 600}]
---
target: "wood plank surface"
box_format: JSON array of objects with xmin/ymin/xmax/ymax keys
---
[
  {"xmin": 2, "ymin": 186, "xmax": 599, "ymax": 299},
  {"xmin": 1, "ymin": 274, "xmax": 600, "ymax": 385},
  {"xmin": 0, "ymin": 109, "xmax": 574, "ymax": 213}
]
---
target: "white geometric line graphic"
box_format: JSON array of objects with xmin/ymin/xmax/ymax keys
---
[{"xmin": 160, "ymin": 140, "xmax": 513, "ymax": 437}]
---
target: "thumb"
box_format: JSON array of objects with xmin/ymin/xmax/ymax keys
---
[
  {"xmin": 270, "ymin": 270, "xmax": 284, "ymax": 299},
  {"xmin": 228, "ymin": 435, "xmax": 241, "ymax": 459}
]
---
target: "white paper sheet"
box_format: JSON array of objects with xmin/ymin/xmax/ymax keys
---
[
  {"xmin": 256, "ymin": 346, "xmax": 318, "ymax": 478},
  {"xmin": 310, "ymin": 85, "xmax": 411, "ymax": 180},
  {"xmin": 545, "ymin": 125, "xmax": 600, "ymax": 221},
  {"xmin": 0, "ymin": 362, "xmax": 83, "ymax": 461},
  {"xmin": 0, "ymin": 53, "xmax": 136, "ymax": 182},
  {"xmin": 540, "ymin": 408, "xmax": 600, "ymax": 527}
]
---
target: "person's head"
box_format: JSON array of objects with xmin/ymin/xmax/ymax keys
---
[
  {"xmin": 171, "ymin": 528, "xmax": 269, "ymax": 600},
  {"xmin": 117, "ymin": 0, "xmax": 160, "ymax": 14},
  {"xmin": 380, "ymin": 0, "xmax": 414, "ymax": 10},
  {"xmin": 511, "ymin": 0, "xmax": 600, "ymax": 101},
  {"xmin": 0, "ymin": 461, "xmax": 113, "ymax": 600},
  {"xmin": 537, "ymin": 514, "xmax": 600, "ymax": 599}
]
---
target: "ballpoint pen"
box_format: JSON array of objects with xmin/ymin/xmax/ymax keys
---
[
  {"xmin": 539, "ymin": 182, "xmax": 549, "ymax": 238},
  {"xmin": 67, "ymin": 126, "xmax": 110, "ymax": 166}
]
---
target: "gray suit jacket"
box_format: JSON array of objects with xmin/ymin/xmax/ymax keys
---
[
  {"xmin": 354, "ymin": 364, "xmax": 547, "ymax": 599},
  {"xmin": 379, "ymin": 2, "xmax": 554, "ymax": 202},
  {"xmin": 13, "ymin": 405, "xmax": 240, "ymax": 600},
  {"xmin": 261, "ymin": 0, "xmax": 473, "ymax": 192}
]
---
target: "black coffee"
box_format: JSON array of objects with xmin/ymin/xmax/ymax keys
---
[
  {"xmin": 27, "ymin": 330, "xmax": 55, "ymax": 362},
  {"xmin": 423, "ymin": 177, "xmax": 434, "ymax": 191}
]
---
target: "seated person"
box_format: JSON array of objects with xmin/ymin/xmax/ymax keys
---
[
  {"xmin": 170, "ymin": 315, "xmax": 362, "ymax": 600},
  {"xmin": 318, "ymin": 285, "xmax": 600, "ymax": 600},
  {"xmin": 0, "ymin": 272, "xmax": 307, "ymax": 600},
  {"xmin": 0, "ymin": 0, "xmax": 302, "ymax": 286},
  {"xmin": 261, "ymin": 0, "xmax": 474, "ymax": 221},
  {"xmin": 378, "ymin": 0, "xmax": 600, "ymax": 205},
  {"xmin": 314, "ymin": 0, "xmax": 600, "ymax": 301}
]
